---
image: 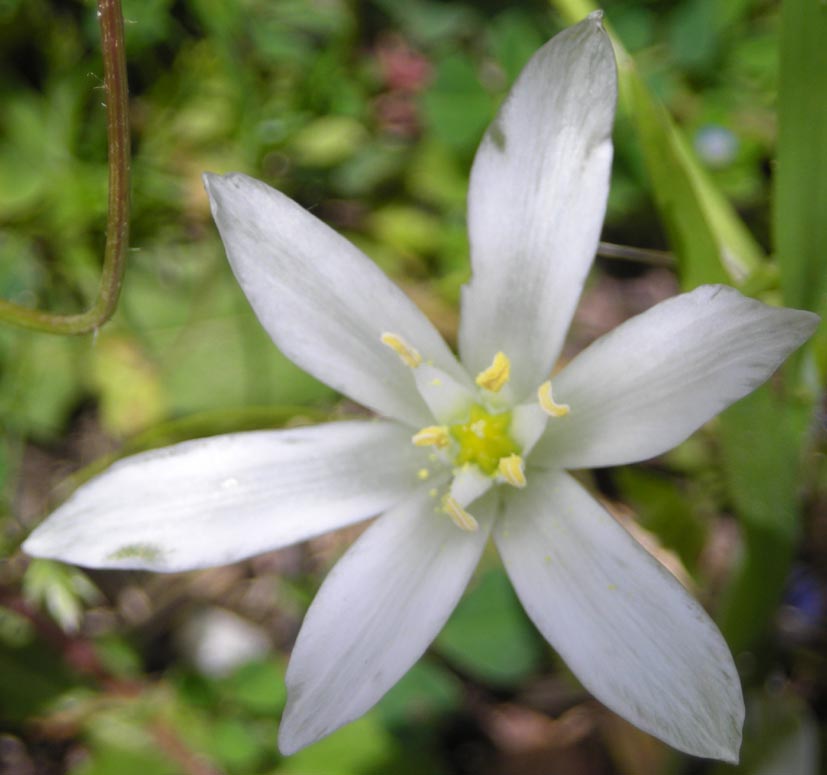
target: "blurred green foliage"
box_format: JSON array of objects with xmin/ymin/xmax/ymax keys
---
[{"xmin": 1, "ymin": 0, "xmax": 824, "ymax": 773}]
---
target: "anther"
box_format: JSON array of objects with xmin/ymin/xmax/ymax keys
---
[
  {"xmin": 412, "ymin": 425, "xmax": 450, "ymax": 448},
  {"xmin": 381, "ymin": 332, "xmax": 422, "ymax": 368},
  {"xmin": 498, "ymin": 454, "xmax": 526, "ymax": 488},
  {"xmin": 475, "ymin": 352, "xmax": 511, "ymax": 392},
  {"xmin": 538, "ymin": 381, "xmax": 570, "ymax": 417},
  {"xmin": 442, "ymin": 495, "xmax": 479, "ymax": 532}
]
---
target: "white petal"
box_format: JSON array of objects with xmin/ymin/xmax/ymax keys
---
[
  {"xmin": 413, "ymin": 363, "xmax": 475, "ymax": 425},
  {"xmin": 24, "ymin": 421, "xmax": 425, "ymax": 572},
  {"xmin": 496, "ymin": 470, "xmax": 744, "ymax": 762},
  {"xmin": 460, "ymin": 13, "xmax": 616, "ymax": 400},
  {"xmin": 204, "ymin": 173, "xmax": 469, "ymax": 427},
  {"xmin": 449, "ymin": 465, "xmax": 492, "ymax": 507},
  {"xmin": 533, "ymin": 285, "xmax": 819, "ymax": 469},
  {"xmin": 278, "ymin": 488, "xmax": 494, "ymax": 754},
  {"xmin": 510, "ymin": 402, "xmax": 549, "ymax": 456}
]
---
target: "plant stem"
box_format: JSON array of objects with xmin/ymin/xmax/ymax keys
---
[{"xmin": 0, "ymin": 0, "xmax": 130, "ymax": 335}]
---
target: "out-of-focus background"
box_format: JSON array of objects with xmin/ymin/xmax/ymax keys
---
[{"xmin": 1, "ymin": 0, "xmax": 825, "ymax": 773}]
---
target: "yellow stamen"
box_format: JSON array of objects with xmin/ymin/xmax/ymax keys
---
[
  {"xmin": 538, "ymin": 380, "xmax": 570, "ymax": 417},
  {"xmin": 475, "ymin": 352, "xmax": 511, "ymax": 392},
  {"xmin": 412, "ymin": 425, "xmax": 450, "ymax": 448},
  {"xmin": 380, "ymin": 332, "xmax": 422, "ymax": 368},
  {"xmin": 498, "ymin": 454, "xmax": 526, "ymax": 488},
  {"xmin": 442, "ymin": 495, "xmax": 479, "ymax": 532},
  {"xmin": 417, "ymin": 468, "xmax": 430, "ymax": 480}
]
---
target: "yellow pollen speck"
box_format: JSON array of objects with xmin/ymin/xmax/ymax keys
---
[
  {"xmin": 417, "ymin": 468, "xmax": 430, "ymax": 480},
  {"xmin": 412, "ymin": 425, "xmax": 450, "ymax": 448},
  {"xmin": 475, "ymin": 352, "xmax": 511, "ymax": 392},
  {"xmin": 538, "ymin": 380, "xmax": 570, "ymax": 417},
  {"xmin": 608, "ymin": 583, "xmax": 618, "ymax": 591},
  {"xmin": 380, "ymin": 332, "xmax": 422, "ymax": 368},
  {"xmin": 428, "ymin": 488, "xmax": 438, "ymax": 498},
  {"xmin": 430, "ymin": 378, "xmax": 442, "ymax": 387},
  {"xmin": 442, "ymin": 495, "xmax": 479, "ymax": 532},
  {"xmin": 498, "ymin": 454, "xmax": 526, "ymax": 488}
]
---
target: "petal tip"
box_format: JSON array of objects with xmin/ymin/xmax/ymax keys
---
[
  {"xmin": 202, "ymin": 170, "xmax": 256, "ymax": 201},
  {"xmin": 800, "ymin": 308, "xmax": 821, "ymax": 336},
  {"xmin": 276, "ymin": 728, "xmax": 302, "ymax": 757},
  {"xmin": 587, "ymin": 9, "xmax": 605, "ymax": 26},
  {"xmin": 202, "ymin": 171, "xmax": 225, "ymax": 215},
  {"xmin": 710, "ymin": 737, "xmax": 742, "ymax": 765},
  {"xmin": 21, "ymin": 522, "xmax": 60, "ymax": 561},
  {"xmin": 277, "ymin": 700, "xmax": 322, "ymax": 757},
  {"xmin": 20, "ymin": 532, "xmax": 43, "ymax": 558}
]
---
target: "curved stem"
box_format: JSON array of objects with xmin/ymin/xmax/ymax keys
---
[{"xmin": 0, "ymin": 0, "xmax": 130, "ymax": 335}]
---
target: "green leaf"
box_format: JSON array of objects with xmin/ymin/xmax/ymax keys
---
[
  {"xmin": 0, "ymin": 606, "xmax": 35, "ymax": 648},
  {"xmin": 0, "ymin": 331, "xmax": 85, "ymax": 437},
  {"xmin": 376, "ymin": 660, "xmax": 462, "ymax": 728},
  {"xmin": 488, "ymin": 9, "xmax": 545, "ymax": 83},
  {"xmin": 406, "ymin": 141, "xmax": 468, "ymax": 211},
  {"xmin": 666, "ymin": 0, "xmax": 722, "ymax": 75},
  {"xmin": 279, "ymin": 715, "xmax": 398, "ymax": 775},
  {"xmin": 94, "ymin": 635, "xmax": 143, "ymax": 680},
  {"xmin": 70, "ymin": 739, "xmax": 179, "ymax": 775},
  {"xmin": 716, "ymin": 385, "xmax": 807, "ymax": 653},
  {"xmin": 615, "ymin": 468, "xmax": 707, "ymax": 573},
  {"xmin": 220, "ymin": 658, "xmax": 287, "ymax": 716},
  {"xmin": 435, "ymin": 567, "xmax": 543, "ymax": 685},
  {"xmin": 709, "ymin": 690, "xmax": 818, "ymax": 775},
  {"xmin": 119, "ymin": 255, "xmax": 333, "ymax": 416},
  {"xmin": 774, "ymin": 0, "xmax": 827, "ymax": 314},
  {"xmin": 0, "ymin": 639, "xmax": 79, "ymax": 723},
  {"xmin": 291, "ymin": 116, "xmax": 368, "ymax": 168},
  {"xmin": 23, "ymin": 560, "xmax": 101, "ymax": 633},
  {"xmin": 90, "ymin": 334, "xmax": 167, "ymax": 437},
  {"xmin": 372, "ymin": 0, "xmax": 477, "ymax": 45},
  {"xmin": 421, "ymin": 53, "xmax": 492, "ymax": 157},
  {"xmin": 368, "ymin": 205, "xmax": 444, "ymax": 257},
  {"xmin": 208, "ymin": 717, "xmax": 267, "ymax": 773}
]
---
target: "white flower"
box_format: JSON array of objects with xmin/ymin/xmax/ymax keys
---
[{"xmin": 24, "ymin": 12, "xmax": 818, "ymax": 763}]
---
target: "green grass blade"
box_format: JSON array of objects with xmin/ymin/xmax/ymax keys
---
[{"xmin": 774, "ymin": 0, "xmax": 827, "ymax": 313}]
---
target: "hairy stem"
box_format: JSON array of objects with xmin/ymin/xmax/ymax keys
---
[{"xmin": 0, "ymin": 0, "xmax": 130, "ymax": 334}]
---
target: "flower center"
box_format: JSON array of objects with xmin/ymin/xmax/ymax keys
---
[
  {"xmin": 381, "ymin": 333, "xmax": 570, "ymax": 531},
  {"xmin": 449, "ymin": 404, "xmax": 518, "ymax": 476}
]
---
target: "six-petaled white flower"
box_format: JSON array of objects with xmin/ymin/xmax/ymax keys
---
[{"xmin": 24, "ymin": 12, "xmax": 818, "ymax": 763}]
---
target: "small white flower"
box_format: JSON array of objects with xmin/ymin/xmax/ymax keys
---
[{"xmin": 24, "ymin": 13, "xmax": 818, "ymax": 762}]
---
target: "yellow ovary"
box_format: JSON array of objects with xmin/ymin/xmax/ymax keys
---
[{"xmin": 449, "ymin": 404, "xmax": 519, "ymax": 476}]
